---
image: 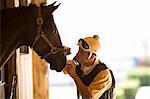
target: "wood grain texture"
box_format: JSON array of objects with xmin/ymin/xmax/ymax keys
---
[
  {"xmin": 16, "ymin": 48, "xmax": 33, "ymax": 99},
  {"xmin": 16, "ymin": 48, "xmax": 48, "ymax": 99},
  {"xmin": 32, "ymin": 50, "xmax": 49, "ymax": 99},
  {"xmin": 0, "ymin": 82, "xmax": 5, "ymax": 99}
]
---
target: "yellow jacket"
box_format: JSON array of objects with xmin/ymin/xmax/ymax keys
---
[{"xmin": 64, "ymin": 60, "xmax": 115, "ymax": 99}]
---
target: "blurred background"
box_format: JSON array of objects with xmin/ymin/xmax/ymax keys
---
[{"xmin": 47, "ymin": 0, "xmax": 150, "ymax": 99}]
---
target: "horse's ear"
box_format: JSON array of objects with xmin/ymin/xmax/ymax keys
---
[
  {"xmin": 53, "ymin": 3, "xmax": 61, "ymax": 10},
  {"xmin": 50, "ymin": 1, "xmax": 57, "ymax": 6},
  {"xmin": 47, "ymin": 1, "xmax": 61, "ymax": 13}
]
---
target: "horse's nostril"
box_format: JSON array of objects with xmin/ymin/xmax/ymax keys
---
[{"xmin": 50, "ymin": 65, "xmax": 54, "ymax": 69}]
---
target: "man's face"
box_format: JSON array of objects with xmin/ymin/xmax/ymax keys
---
[{"xmin": 76, "ymin": 48, "xmax": 91, "ymax": 65}]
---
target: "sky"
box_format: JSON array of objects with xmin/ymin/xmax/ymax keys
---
[{"xmin": 46, "ymin": 0, "xmax": 150, "ymax": 61}]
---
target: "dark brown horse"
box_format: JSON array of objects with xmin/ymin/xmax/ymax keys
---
[{"xmin": 0, "ymin": 2, "xmax": 67, "ymax": 72}]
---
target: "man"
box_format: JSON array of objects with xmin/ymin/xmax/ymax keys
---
[{"xmin": 64, "ymin": 35, "xmax": 115, "ymax": 99}]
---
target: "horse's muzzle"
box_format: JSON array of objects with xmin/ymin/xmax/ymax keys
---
[{"xmin": 63, "ymin": 46, "xmax": 71, "ymax": 56}]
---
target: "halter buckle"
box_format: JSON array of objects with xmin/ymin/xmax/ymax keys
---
[
  {"xmin": 36, "ymin": 17, "xmax": 43, "ymax": 25},
  {"xmin": 51, "ymin": 47, "xmax": 58, "ymax": 54}
]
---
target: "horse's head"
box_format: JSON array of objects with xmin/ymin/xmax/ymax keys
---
[
  {"xmin": 1, "ymin": 2, "xmax": 67, "ymax": 72},
  {"xmin": 29, "ymin": 3, "xmax": 67, "ymax": 72}
]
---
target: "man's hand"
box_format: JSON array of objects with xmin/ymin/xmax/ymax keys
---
[{"xmin": 66, "ymin": 60, "xmax": 77, "ymax": 77}]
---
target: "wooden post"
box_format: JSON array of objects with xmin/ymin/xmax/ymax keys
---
[
  {"xmin": 5, "ymin": 0, "xmax": 14, "ymax": 9},
  {"xmin": 16, "ymin": 48, "xmax": 33, "ymax": 99},
  {"xmin": 32, "ymin": 49, "xmax": 49, "ymax": 99},
  {"xmin": 16, "ymin": 48, "xmax": 49, "ymax": 99},
  {"xmin": 0, "ymin": 0, "xmax": 5, "ymax": 10},
  {"xmin": 0, "ymin": 82, "xmax": 5, "ymax": 99},
  {"xmin": 19, "ymin": 0, "xmax": 27, "ymax": 6},
  {"xmin": 31, "ymin": 0, "xmax": 47, "ymax": 5}
]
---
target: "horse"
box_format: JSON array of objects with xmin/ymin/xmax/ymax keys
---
[{"xmin": 0, "ymin": 2, "xmax": 67, "ymax": 72}]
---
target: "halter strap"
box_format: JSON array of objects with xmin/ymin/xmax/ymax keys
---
[{"xmin": 31, "ymin": 6, "xmax": 60, "ymax": 58}]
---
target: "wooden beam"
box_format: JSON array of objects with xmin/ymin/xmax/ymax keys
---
[
  {"xmin": 0, "ymin": 0, "xmax": 5, "ymax": 10},
  {"xmin": 32, "ymin": 50, "xmax": 48, "ymax": 99},
  {"xmin": 19, "ymin": 0, "xmax": 27, "ymax": 6},
  {"xmin": 0, "ymin": 82, "xmax": 5, "ymax": 99},
  {"xmin": 0, "ymin": 0, "xmax": 14, "ymax": 9},
  {"xmin": 20, "ymin": 46, "xmax": 29, "ymax": 54},
  {"xmin": 16, "ymin": 48, "xmax": 33, "ymax": 99},
  {"xmin": 31, "ymin": 0, "xmax": 47, "ymax": 5},
  {"xmin": 5, "ymin": 0, "xmax": 14, "ymax": 9},
  {"xmin": 16, "ymin": 48, "xmax": 48, "ymax": 99}
]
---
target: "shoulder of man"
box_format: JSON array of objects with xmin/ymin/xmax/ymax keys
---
[
  {"xmin": 77, "ymin": 62, "xmax": 112, "ymax": 86},
  {"xmin": 95, "ymin": 62, "xmax": 115, "ymax": 86}
]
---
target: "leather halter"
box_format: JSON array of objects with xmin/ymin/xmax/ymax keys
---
[{"xmin": 31, "ymin": 6, "xmax": 61, "ymax": 59}]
